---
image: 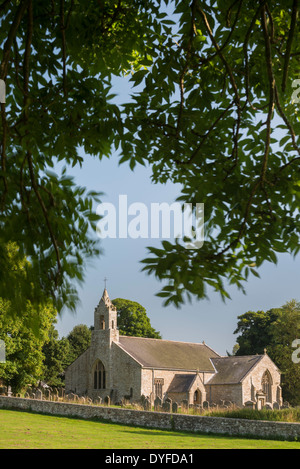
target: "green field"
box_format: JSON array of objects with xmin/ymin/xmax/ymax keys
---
[{"xmin": 0, "ymin": 409, "xmax": 300, "ymax": 449}]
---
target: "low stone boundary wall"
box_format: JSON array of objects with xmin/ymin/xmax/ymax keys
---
[{"xmin": 0, "ymin": 396, "xmax": 300, "ymax": 442}]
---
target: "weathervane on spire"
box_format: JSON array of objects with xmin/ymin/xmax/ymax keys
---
[{"xmin": 104, "ymin": 277, "xmax": 108, "ymax": 289}]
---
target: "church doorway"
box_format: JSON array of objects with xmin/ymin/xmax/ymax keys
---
[{"xmin": 194, "ymin": 389, "xmax": 202, "ymax": 405}]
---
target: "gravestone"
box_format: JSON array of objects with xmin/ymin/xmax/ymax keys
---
[
  {"xmin": 224, "ymin": 400, "xmax": 233, "ymax": 407},
  {"xmin": 244, "ymin": 400, "xmax": 255, "ymax": 409},
  {"xmin": 52, "ymin": 390, "xmax": 59, "ymax": 401},
  {"xmin": 194, "ymin": 404, "xmax": 201, "ymax": 414},
  {"xmin": 163, "ymin": 398, "xmax": 172, "ymax": 413},
  {"xmin": 154, "ymin": 396, "xmax": 162, "ymax": 411},
  {"xmin": 104, "ymin": 395, "xmax": 110, "ymax": 406},
  {"xmin": 68, "ymin": 393, "xmax": 77, "ymax": 402},
  {"xmin": 172, "ymin": 402, "xmax": 178, "ymax": 413},
  {"xmin": 181, "ymin": 399, "xmax": 189, "ymax": 412},
  {"xmin": 143, "ymin": 397, "xmax": 151, "ymax": 411},
  {"xmin": 264, "ymin": 402, "xmax": 273, "ymax": 410},
  {"xmin": 140, "ymin": 395, "xmax": 146, "ymax": 405},
  {"xmin": 35, "ymin": 389, "xmax": 43, "ymax": 400}
]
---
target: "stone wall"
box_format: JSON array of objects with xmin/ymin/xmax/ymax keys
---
[
  {"xmin": 242, "ymin": 354, "xmax": 281, "ymax": 404},
  {"xmin": 111, "ymin": 342, "xmax": 141, "ymax": 402},
  {"xmin": 206, "ymin": 383, "xmax": 243, "ymax": 407},
  {"xmin": 0, "ymin": 396, "xmax": 300, "ymax": 442},
  {"xmin": 65, "ymin": 348, "xmax": 90, "ymax": 396}
]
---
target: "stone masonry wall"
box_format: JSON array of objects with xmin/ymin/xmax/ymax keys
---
[
  {"xmin": 111, "ymin": 343, "xmax": 141, "ymax": 402},
  {"xmin": 0, "ymin": 396, "xmax": 300, "ymax": 441},
  {"xmin": 242, "ymin": 354, "xmax": 281, "ymax": 404},
  {"xmin": 65, "ymin": 348, "xmax": 90, "ymax": 396},
  {"xmin": 206, "ymin": 383, "xmax": 243, "ymax": 407}
]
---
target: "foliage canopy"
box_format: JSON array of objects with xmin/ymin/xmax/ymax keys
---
[
  {"xmin": 1, "ymin": 0, "xmax": 300, "ymax": 310},
  {"xmin": 234, "ymin": 300, "xmax": 300, "ymax": 405},
  {"xmin": 112, "ymin": 298, "xmax": 162, "ymax": 338}
]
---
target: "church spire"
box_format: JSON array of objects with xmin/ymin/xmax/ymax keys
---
[
  {"xmin": 100, "ymin": 287, "xmax": 115, "ymax": 310},
  {"xmin": 93, "ymin": 283, "xmax": 118, "ymax": 341}
]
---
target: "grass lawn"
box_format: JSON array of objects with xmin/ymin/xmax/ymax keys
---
[{"xmin": 0, "ymin": 409, "xmax": 300, "ymax": 449}]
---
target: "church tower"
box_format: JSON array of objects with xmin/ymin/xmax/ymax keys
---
[
  {"xmin": 89, "ymin": 288, "xmax": 119, "ymax": 398},
  {"xmin": 93, "ymin": 288, "xmax": 119, "ymax": 344}
]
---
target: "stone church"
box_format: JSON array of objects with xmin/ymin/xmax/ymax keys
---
[{"xmin": 65, "ymin": 288, "xmax": 282, "ymax": 408}]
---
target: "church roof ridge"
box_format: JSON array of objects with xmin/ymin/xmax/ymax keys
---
[
  {"xmin": 119, "ymin": 335, "xmax": 222, "ymax": 360},
  {"xmin": 118, "ymin": 335, "xmax": 220, "ymax": 371},
  {"xmin": 119, "ymin": 334, "xmax": 213, "ymax": 347},
  {"xmin": 214, "ymin": 354, "xmax": 264, "ymax": 359}
]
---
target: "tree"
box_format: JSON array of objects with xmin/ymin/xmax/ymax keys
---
[
  {"xmin": 112, "ymin": 298, "xmax": 162, "ymax": 339},
  {"xmin": 1, "ymin": 1, "xmax": 300, "ymax": 311},
  {"xmin": 41, "ymin": 324, "xmax": 91, "ymax": 385},
  {"xmin": 234, "ymin": 309, "xmax": 280, "ymax": 356},
  {"xmin": 41, "ymin": 324, "xmax": 70, "ymax": 387},
  {"xmin": 234, "ymin": 300, "xmax": 300, "ymax": 405},
  {"xmin": 66, "ymin": 324, "xmax": 92, "ymax": 363},
  {"xmin": 0, "ymin": 297, "xmax": 57, "ymax": 393},
  {"xmin": 131, "ymin": 0, "xmax": 300, "ymax": 306},
  {"xmin": 0, "ymin": 0, "xmax": 160, "ymax": 314},
  {"xmin": 267, "ymin": 300, "xmax": 300, "ymax": 405},
  {"xmin": 0, "ymin": 243, "xmax": 57, "ymax": 392}
]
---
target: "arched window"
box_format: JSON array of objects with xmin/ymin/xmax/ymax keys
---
[
  {"xmin": 93, "ymin": 360, "xmax": 106, "ymax": 390},
  {"xmin": 100, "ymin": 315, "xmax": 105, "ymax": 330},
  {"xmin": 261, "ymin": 370, "xmax": 272, "ymax": 402},
  {"xmin": 154, "ymin": 378, "xmax": 163, "ymax": 399}
]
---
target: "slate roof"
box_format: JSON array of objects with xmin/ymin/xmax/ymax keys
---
[
  {"xmin": 167, "ymin": 374, "xmax": 197, "ymax": 393},
  {"xmin": 207, "ymin": 355, "xmax": 264, "ymax": 385},
  {"xmin": 117, "ymin": 336, "xmax": 220, "ymax": 372}
]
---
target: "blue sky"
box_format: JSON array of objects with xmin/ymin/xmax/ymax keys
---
[
  {"xmin": 55, "ymin": 114, "xmax": 300, "ymax": 356},
  {"xmin": 55, "ymin": 25, "xmax": 300, "ymax": 356}
]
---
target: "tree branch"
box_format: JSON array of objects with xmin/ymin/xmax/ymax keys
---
[
  {"xmin": 282, "ymin": 0, "xmax": 298, "ymax": 93},
  {"xmin": 0, "ymin": 0, "xmax": 11, "ymax": 13},
  {"xmin": 60, "ymin": 0, "xmax": 68, "ymax": 98},
  {"xmin": 27, "ymin": 152, "xmax": 62, "ymax": 286},
  {"xmin": 176, "ymin": 0, "xmax": 196, "ymax": 138},
  {"xmin": 243, "ymin": 0, "xmax": 268, "ymax": 108},
  {"xmin": 0, "ymin": 0, "xmax": 28, "ymax": 80},
  {"xmin": 260, "ymin": 5, "xmax": 276, "ymax": 182},
  {"xmin": 175, "ymin": 99, "xmax": 235, "ymax": 165}
]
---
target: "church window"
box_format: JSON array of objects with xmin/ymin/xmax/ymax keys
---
[
  {"xmin": 100, "ymin": 315, "xmax": 105, "ymax": 330},
  {"xmin": 261, "ymin": 370, "xmax": 272, "ymax": 402},
  {"xmin": 154, "ymin": 378, "xmax": 164, "ymax": 399},
  {"xmin": 93, "ymin": 360, "xmax": 106, "ymax": 389}
]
